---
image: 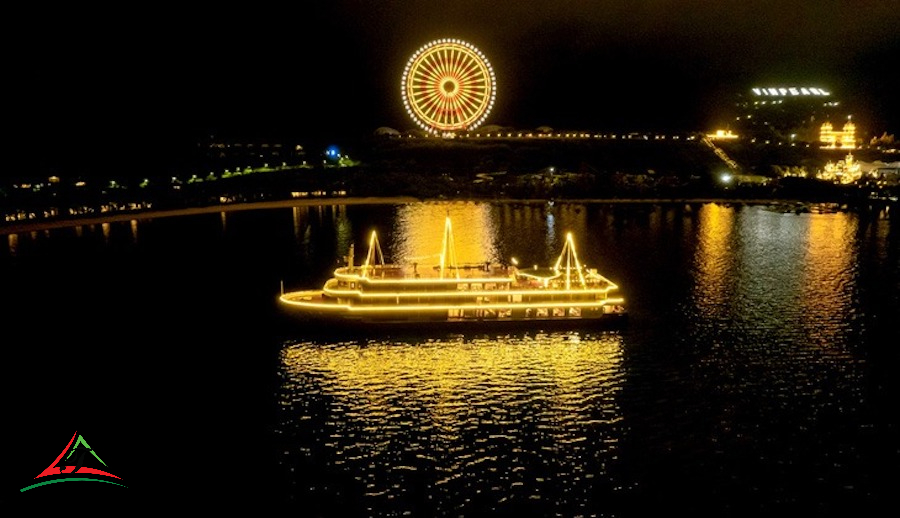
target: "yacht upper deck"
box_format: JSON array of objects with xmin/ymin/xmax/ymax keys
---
[
  {"xmin": 335, "ymin": 262, "xmax": 515, "ymax": 282},
  {"xmin": 330, "ymin": 216, "xmax": 618, "ymax": 292}
]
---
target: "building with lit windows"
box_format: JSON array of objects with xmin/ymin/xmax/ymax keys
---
[
  {"xmin": 733, "ymin": 86, "xmax": 844, "ymax": 143},
  {"xmin": 817, "ymin": 152, "xmax": 862, "ymax": 184},
  {"xmin": 819, "ymin": 119, "xmax": 857, "ymax": 149}
]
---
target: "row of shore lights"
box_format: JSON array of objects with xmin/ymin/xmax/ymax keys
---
[{"xmin": 401, "ymin": 38, "xmax": 496, "ymax": 136}]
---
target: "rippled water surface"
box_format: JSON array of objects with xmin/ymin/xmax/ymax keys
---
[
  {"xmin": 279, "ymin": 332, "xmax": 625, "ymax": 516},
  {"xmin": 4, "ymin": 201, "xmax": 898, "ymax": 515}
]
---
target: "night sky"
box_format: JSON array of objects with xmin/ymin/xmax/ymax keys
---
[{"xmin": 8, "ymin": 1, "xmax": 899, "ymax": 177}]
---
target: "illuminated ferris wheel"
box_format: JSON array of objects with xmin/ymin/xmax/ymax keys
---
[{"xmin": 402, "ymin": 39, "xmax": 496, "ymax": 135}]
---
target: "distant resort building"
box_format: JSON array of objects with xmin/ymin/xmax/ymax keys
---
[
  {"xmin": 866, "ymin": 161, "xmax": 900, "ymax": 186},
  {"xmin": 817, "ymin": 153, "xmax": 862, "ymax": 184},
  {"xmin": 819, "ymin": 119, "xmax": 857, "ymax": 149},
  {"xmin": 733, "ymin": 86, "xmax": 843, "ymax": 143},
  {"xmin": 816, "ymin": 152, "xmax": 900, "ymax": 185}
]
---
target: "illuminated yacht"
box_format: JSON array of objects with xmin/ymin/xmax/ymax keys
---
[{"xmin": 278, "ymin": 217, "xmax": 626, "ymax": 326}]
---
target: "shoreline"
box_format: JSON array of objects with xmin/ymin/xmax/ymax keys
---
[{"xmin": 0, "ymin": 196, "xmax": 875, "ymax": 236}]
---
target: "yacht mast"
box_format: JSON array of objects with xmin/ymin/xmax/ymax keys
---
[
  {"xmin": 362, "ymin": 230, "xmax": 385, "ymax": 278},
  {"xmin": 439, "ymin": 216, "xmax": 460, "ymax": 279},
  {"xmin": 554, "ymin": 232, "xmax": 587, "ymax": 289}
]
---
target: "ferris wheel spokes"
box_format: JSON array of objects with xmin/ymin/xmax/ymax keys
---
[{"xmin": 401, "ymin": 39, "xmax": 496, "ymax": 134}]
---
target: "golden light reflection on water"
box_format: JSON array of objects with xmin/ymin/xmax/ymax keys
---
[
  {"xmin": 392, "ymin": 202, "xmax": 500, "ymax": 264},
  {"xmin": 389, "ymin": 201, "xmax": 597, "ymax": 269},
  {"xmin": 799, "ymin": 213, "xmax": 858, "ymax": 348},
  {"xmin": 693, "ymin": 203, "xmax": 736, "ymax": 318},
  {"xmin": 278, "ymin": 332, "xmax": 625, "ymax": 513},
  {"xmin": 691, "ymin": 204, "xmax": 862, "ymax": 361}
]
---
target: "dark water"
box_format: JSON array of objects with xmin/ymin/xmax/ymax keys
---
[{"xmin": 4, "ymin": 201, "xmax": 898, "ymax": 515}]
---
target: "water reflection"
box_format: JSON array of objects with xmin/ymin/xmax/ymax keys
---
[
  {"xmin": 278, "ymin": 331, "xmax": 625, "ymax": 515},
  {"xmin": 693, "ymin": 203, "xmax": 736, "ymax": 321},
  {"xmin": 545, "ymin": 208, "xmax": 556, "ymax": 251},
  {"xmin": 691, "ymin": 205, "xmax": 860, "ymax": 352},
  {"xmin": 291, "ymin": 205, "xmax": 341, "ymax": 267},
  {"xmin": 291, "ymin": 206, "xmax": 311, "ymax": 253},
  {"xmin": 688, "ymin": 205, "xmax": 864, "ymax": 454},
  {"xmin": 388, "ymin": 201, "xmax": 605, "ymax": 270},
  {"xmin": 800, "ymin": 213, "xmax": 858, "ymax": 350},
  {"xmin": 392, "ymin": 202, "xmax": 500, "ymax": 264},
  {"xmin": 2, "ymin": 199, "xmax": 892, "ymax": 514},
  {"xmin": 333, "ymin": 205, "xmax": 352, "ymax": 260}
]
